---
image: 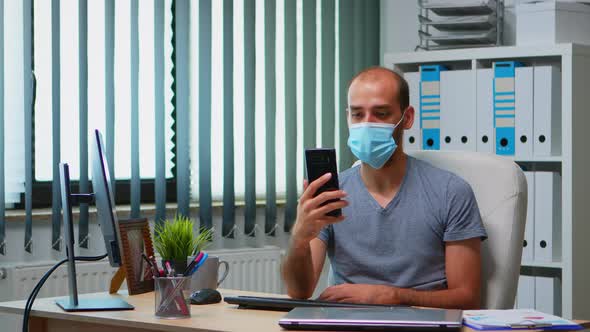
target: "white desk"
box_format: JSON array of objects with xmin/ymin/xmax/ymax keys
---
[{"xmin": 0, "ymin": 289, "xmax": 587, "ymax": 332}]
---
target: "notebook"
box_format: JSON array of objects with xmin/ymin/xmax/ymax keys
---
[
  {"xmin": 463, "ymin": 309, "xmax": 583, "ymax": 330},
  {"xmin": 278, "ymin": 306, "xmax": 463, "ymax": 331}
]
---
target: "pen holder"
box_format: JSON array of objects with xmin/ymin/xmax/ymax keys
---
[{"xmin": 154, "ymin": 276, "xmax": 191, "ymax": 319}]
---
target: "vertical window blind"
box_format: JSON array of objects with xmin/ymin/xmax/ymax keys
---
[
  {"xmin": 33, "ymin": 0, "xmax": 175, "ymax": 182},
  {"xmin": 187, "ymin": 0, "xmax": 379, "ymax": 236},
  {"xmin": 0, "ymin": 0, "xmax": 3, "ymax": 255},
  {"xmin": 1, "ymin": 0, "xmax": 29, "ymax": 255},
  {"xmin": 31, "ymin": 0, "xmax": 175, "ymax": 252},
  {"xmin": 0, "ymin": 0, "xmax": 379, "ymax": 255}
]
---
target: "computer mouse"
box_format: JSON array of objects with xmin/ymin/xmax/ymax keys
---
[{"xmin": 190, "ymin": 288, "xmax": 222, "ymax": 305}]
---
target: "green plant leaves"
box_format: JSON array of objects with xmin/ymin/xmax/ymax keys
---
[{"xmin": 153, "ymin": 214, "xmax": 213, "ymax": 261}]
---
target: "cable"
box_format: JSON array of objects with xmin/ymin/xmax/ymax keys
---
[
  {"xmin": 22, "ymin": 253, "xmax": 108, "ymax": 332},
  {"xmin": 23, "ymin": 253, "xmax": 108, "ymax": 331},
  {"xmin": 22, "ymin": 258, "xmax": 67, "ymax": 332}
]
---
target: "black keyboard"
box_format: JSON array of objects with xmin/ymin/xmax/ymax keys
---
[{"xmin": 223, "ymin": 295, "xmax": 396, "ymax": 311}]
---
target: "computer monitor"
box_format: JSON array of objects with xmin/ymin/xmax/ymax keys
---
[
  {"xmin": 55, "ymin": 129, "xmax": 133, "ymax": 312},
  {"xmin": 91, "ymin": 129, "xmax": 123, "ymax": 267}
]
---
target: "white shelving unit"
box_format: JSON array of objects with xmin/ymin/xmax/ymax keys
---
[
  {"xmin": 521, "ymin": 261, "xmax": 563, "ymax": 269},
  {"xmin": 384, "ymin": 43, "xmax": 590, "ymax": 319}
]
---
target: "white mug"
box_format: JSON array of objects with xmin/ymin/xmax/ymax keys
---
[{"xmin": 189, "ymin": 256, "xmax": 229, "ymax": 291}]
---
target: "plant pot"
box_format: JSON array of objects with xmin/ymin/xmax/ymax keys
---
[{"xmin": 161, "ymin": 259, "xmax": 188, "ymax": 276}]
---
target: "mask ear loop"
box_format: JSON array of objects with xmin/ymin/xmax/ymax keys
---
[
  {"xmin": 395, "ymin": 108, "xmax": 408, "ymax": 128},
  {"xmin": 392, "ymin": 109, "xmax": 408, "ymax": 145}
]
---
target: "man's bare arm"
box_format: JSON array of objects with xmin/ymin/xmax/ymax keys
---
[
  {"xmin": 281, "ymin": 173, "xmax": 348, "ymax": 299},
  {"xmin": 396, "ymin": 237, "xmax": 482, "ymax": 308},
  {"xmin": 319, "ymin": 237, "xmax": 482, "ymax": 309},
  {"xmin": 281, "ymin": 238, "xmax": 327, "ymax": 299}
]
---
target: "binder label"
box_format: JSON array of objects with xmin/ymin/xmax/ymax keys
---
[
  {"xmin": 420, "ymin": 65, "xmax": 446, "ymax": 150},
  {"xmin": 493, "ymin": 61, "xmax": 522, "ymax": 156}
]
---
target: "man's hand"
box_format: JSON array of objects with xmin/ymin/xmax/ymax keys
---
[
  {"xmin": 281, "ymin": 173, "xmax": 348, "ymax": 299},
  {"xmin": 318, "ymin": 284, "xmax": 401, "ymax": 305},
  {"xmin": 291, "ymin": 173, "xmax": 348, "ymax": 247}
]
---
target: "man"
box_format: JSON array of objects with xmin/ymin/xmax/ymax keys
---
[{"xmin": 281, "ymin": 67, "xmax": 487, "ymax": 310}]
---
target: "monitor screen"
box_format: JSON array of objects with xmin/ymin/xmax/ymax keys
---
[
  {"xmin": 91, "ymin": 129, "xmax": 122, "ymax": 267},
  {"xmin": 55, "ymin": 130, "xmax": 134, "ymax": 311}
]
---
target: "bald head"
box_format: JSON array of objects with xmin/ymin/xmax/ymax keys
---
[{"xmin": 348, "ymin": 67, "xmax": 409, "ymax": 111}]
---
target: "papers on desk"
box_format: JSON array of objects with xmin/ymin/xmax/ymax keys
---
[{"xmin": 463, "ymin": 309, "xmax": 582, "ymax": 330}]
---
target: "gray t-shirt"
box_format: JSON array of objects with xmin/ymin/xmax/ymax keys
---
[{"xmin": 318, "ymin": 156, "xmax": 487, "ymax": 291}]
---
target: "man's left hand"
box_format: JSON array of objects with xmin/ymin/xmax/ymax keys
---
[{"xmin": 318, "ymin": 283, "xmax": 401, "ymax": 305}]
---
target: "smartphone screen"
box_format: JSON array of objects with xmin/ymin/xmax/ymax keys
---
[{"xmin": 304, "ymin": 148, "xmax": 341, "ymax": 217}]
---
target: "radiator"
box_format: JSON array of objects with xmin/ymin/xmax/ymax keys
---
[
  {"xmin": 208, "ymin": 246, "xmax": 284, "ymax": 294},
  {"xmin": 2, "ymin": 246, "xmax": 284, "ymax": 302}
]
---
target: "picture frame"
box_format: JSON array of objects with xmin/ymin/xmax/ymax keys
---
[{"xmin": 118, "ymin": 217, "xmax": 155, "ymax": 295}]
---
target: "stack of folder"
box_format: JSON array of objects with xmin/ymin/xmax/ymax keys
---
[{"xmin": 403, "ymin": 62, "xmax": 561, "ymax": 159}]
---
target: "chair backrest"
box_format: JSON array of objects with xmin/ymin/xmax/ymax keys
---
[{"xmin": 408, "ymin": 150, "xmax": 527, "ymax": 309}]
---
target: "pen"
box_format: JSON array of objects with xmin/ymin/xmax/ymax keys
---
[
  {"xmin": 189, "ymin": 252, "xmax": 209, "ymax": 276},
  {"xmin": 162, "ymin": 260, "xmax": 168, "ymax": 276},
  {"xmin": 165, "ymin": 261, "xmax": 174, "ymax": 277},
  {"xmin": 149, "ymin": 256, "xmax": 162, "ymax": 277},
  {"xmin": 142, "ymin": 253, "xmax": 158, "ymax": 278},
  {"xmin": 183, "ymin": 252, "xmax": 204, "ymax": 276}
]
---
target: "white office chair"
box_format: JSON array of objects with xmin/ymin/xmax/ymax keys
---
[{"xmin": 408, "ymin": 150, "xmax": 527, "ymax": 309}]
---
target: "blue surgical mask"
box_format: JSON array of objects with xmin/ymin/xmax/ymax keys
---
[{"xmin": 347, "ymin": 114, "xmax": 405, "ymax": 169}]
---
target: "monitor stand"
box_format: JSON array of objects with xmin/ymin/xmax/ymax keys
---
[
  {"xmin": 55, "ymin": 297, "xmax": 133, "ymax": 312},
  {"xmin": 55, "ymin": 163, "xmax": 134, "ymax": 312}
]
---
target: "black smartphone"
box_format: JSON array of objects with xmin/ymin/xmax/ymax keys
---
[{"xmin": 305, "ymin": 148, "xmax": 341, "ymax": 217}]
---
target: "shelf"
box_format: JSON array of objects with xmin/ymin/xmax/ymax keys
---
[
  {"xmin": 521, "ymin": 261, "xmax": 563, "ymax": 269},
  {"xmin": 417, "ymin": 0, "xmax": 500, "ymax": 51},
  {"xmin": 418, "ymin": 14, "xmax": 497, "ymax": 31},
  {"xmin": 510, "ymin": 156, "xmax": 563, "ymax": 163},
  {"xmin": 419, "ymin": 29, "xmax": 497, "ymax": 46},
  {"xmin": 407, "ymin": 153, "xmax": 562, "ymax": 163},
  {"xmin": 385, "ymin": 43, "xmax": 590, "ymax": 67},
  {"xmin": 419, "ymin": 0, "xmax": 497, "ymax": 16},
  {"xmin": 387, "ymin": 44, "xmax": 590, "ymax": 319}
]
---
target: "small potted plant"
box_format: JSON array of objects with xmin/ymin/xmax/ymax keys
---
[{"xmin": 153, "ymin": 214, "xmax": 213, "ymax": 275}]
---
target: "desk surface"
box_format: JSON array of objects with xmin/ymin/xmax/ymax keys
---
[{"xmin": 0, "ymin": 289, "xmax": 587, "ymax": 332}]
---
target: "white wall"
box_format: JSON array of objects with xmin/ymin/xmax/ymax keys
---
[
  {"xmin": 0, "ymin": 207, "xmax": 292, "ymax": 264},
  {"xmin": 0, "ymin": 206, "xmax": 333, "ymax": 331},
  {"xmin": 0, "ymin": 206, "xmax": 333, "ymax": 294},
  {"xmin": 380, "ymin": 0, "xmax": 518, "ymax": 62},
  {"xmin": 0, "ymin": 207, "xmax": 293, "ymax": 300}
]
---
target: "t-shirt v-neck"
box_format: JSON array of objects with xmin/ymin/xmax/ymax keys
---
[
  {"xmin": 318, "ymin": 155, "xmax": 487, "ymax": 290},
  {"xmin": 354, "ymin": 156, "xmax": 411, "ymax": 214}
]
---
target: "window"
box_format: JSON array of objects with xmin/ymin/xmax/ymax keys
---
[
  {"xmin": 190, "ymin": 0, "xmax": 342, "ymax": 202},
  {"xmin": 0, "ymin": 0, "xmax": 379, "ymax": 253},
  {"xmin": 33, "ymin": 0, "xmax": 175, "ymax": 182},
  {"xmin": 184, "ymin": 0, "xmax": 381, "ymax": 234},
  {"xmin": 2, "ymin": 1, "xmax": 26, "ymax": 208}
]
